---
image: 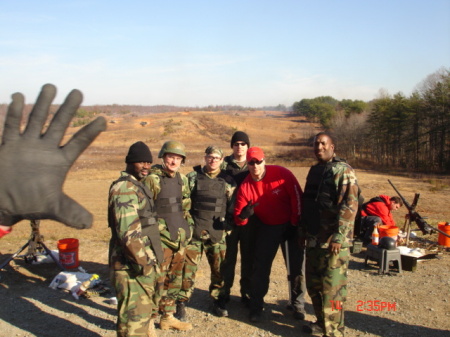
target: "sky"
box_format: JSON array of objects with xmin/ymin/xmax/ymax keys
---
[{"xmin": 0, "ymin": 0, "xmax": 449, "ymax": 107}]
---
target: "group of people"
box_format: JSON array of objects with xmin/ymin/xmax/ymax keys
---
[
  {"xmin": 1, "ymin": 85, "xmax": 366, "ymax": 337},
  {"xmin": 109, "ymin": 130, "xmax": 361, "ymax": 337}
]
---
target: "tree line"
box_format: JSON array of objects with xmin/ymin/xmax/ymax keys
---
[{"xmin": 292, "ymin": 68, "xmax": 450, "ymax": 174}]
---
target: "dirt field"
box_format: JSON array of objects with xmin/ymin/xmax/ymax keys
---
[{"xmin": 1, "ymin": 111, "xmax": 449, "ymax": 336}]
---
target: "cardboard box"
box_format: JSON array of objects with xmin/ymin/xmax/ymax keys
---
[
  {"xmin": 401, "ymin": 253, "xmax": 438, "ymax": 272},
  {"xmin": 401, "ymin": 255, "xmax": 417, "ymax": 272}
]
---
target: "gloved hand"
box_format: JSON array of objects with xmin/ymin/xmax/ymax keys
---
[
  {"xmin": 238, "ymin": 200, "xmax": 258, "ymax": 220},
  {"xmin": 0, "ymin": 84, "xmax": 106, "ymax": 229}
]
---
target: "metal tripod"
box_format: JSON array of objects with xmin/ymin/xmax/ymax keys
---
[{"xmin": 0, "ymin": 220, "xmax": 65, "ymax": 271}]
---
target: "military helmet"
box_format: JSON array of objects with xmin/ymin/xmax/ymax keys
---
[
  {"xmin": 379, "ymin": 236, "xmax": 396, "ymax": 250},
  {"xmin": 158, "ymin": 140, "xmax": 186, "ymax": 159}
]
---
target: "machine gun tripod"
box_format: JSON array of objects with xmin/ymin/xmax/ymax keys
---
[
  {"xmin": 388, "ymin": 179, "xmax": 450, "ymax": 246},
  {"xmin": 0, "ymin": 220, "xmax": 65, "ymax": 271}
]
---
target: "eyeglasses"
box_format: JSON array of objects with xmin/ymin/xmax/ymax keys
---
[
  {"xmin": 248, "ymin": 159, "xmax": 264, "ymax": 166},
  {"xmin": 233, "ymin": 142, "xmax": 247, "ymax": 147},
  {"xmin": 206, "ymin": 155, "xmax": 222, "ymax": 162}
]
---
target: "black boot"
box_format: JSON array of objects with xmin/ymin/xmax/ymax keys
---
[
  {"xmin": 213, "ymin": 298, "xmax": 228, "ymax": 317},
  {"xmin": 174, "ymin": 301, "xmax": 187, "ymax": 321}
]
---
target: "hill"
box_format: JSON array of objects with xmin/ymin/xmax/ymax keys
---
[{"xmin": 0, "ymin": 110, "xmax": 449, "ymax": 337}]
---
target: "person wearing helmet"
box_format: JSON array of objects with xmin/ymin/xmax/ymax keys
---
[
  {"xmin": 177, "ymin": 145, "xmax": 237, "ymax": 318},
  {"xmin": 142, "ymin": 140, "xmax": 194, "ymax": 331}
]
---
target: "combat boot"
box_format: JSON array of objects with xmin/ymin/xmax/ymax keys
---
[
  {"xmin": 159, "ymin": 313, "xmax": 193, "ymax": 331},
  {"xmin": 174, "ymin": 300, "xmax": 187, "ymax": 321},
  {"xmin": 212, "ymin": 298, "xmax": 228, "ymax": 317},
  {"xmin": 148, "ymin": 318, "xmax": 157, "ymax": 337}
]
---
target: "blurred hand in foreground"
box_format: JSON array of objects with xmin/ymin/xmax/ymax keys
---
[{"xmin": 0, "ymin": 84, "xmax": 106, "ymax": 229}]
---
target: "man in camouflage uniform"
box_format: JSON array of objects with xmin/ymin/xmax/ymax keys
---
[
  {"xmin": 300, "ymin": 132, "xmax": 359, "ymax": 337},
  {"xmin": 108, "ymin": 141, "xmax": 163, "ymax": 337},
  {"xmin": 142, "ymin": 140, "xmax": 193, "ymax": 331},
  {"xmin": 177, "ymin": 146, "xmax": 236, "ymax": 317},
  {"xmin": 220, "ymin": 131, "xmax": 254, "ymax": 306}
]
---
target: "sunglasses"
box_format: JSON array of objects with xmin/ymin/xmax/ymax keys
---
[
  {"xmin": 248, "ymin": 159, "xmax": 264, "ymax": 166},
  {"xmin": 233, "ymin": 142, "xmax": 247, "ymax": 147}
]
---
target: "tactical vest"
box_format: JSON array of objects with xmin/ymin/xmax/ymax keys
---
[
  {"xmin": 108, "ymin": 175, "xmax": 163, "ymax": 264},
  {"xmin": 154, "ymin": 172, "xmax": 190, "ymax": 241},
  {"xmin": 224, "ymin": 156, "xmax": 249, "ymax": 186},
  {"xmin": 191, "ymin": 166, "xmax": 228, "ymax": 243},
  {"xmin": 302, "ymin": 157, "xmax": 346, "ymax": 236}
]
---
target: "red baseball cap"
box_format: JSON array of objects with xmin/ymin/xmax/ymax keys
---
[{"xmin": 246, "ymin": 146, "xmax": 265, "ymax": 162}]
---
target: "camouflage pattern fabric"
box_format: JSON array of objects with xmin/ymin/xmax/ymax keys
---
[
  {"xmin": 114, "ymin": 269, "xmax": 157, "ymax": 337},
  {"xmin": 153, "ymin": 235, "xmax": 189, "ymax": 315},
  {"xmin": 176, "ymin": 167, "xmax": 235, "ymax": 302},
  {"xmin": 305, "ymin": 247, "xmax": 349, "ymax": 337},
  {"xmin": 301, "ymin": 158, "xmax": 359, "ymax": 248},
  {"xmin": 301, "ymin": 158, "xmax": 359, "ymax": 337},
  {"xmin": 143, "ymin": 165, "xmax": 193, "ymax": 315},
  {"xmin": 178, "ymin": 232, "xmax": 227, "ymax": 302},
  {"xmin": 108, "ymin": 171, "xmax": 159, "ymax": 336}
]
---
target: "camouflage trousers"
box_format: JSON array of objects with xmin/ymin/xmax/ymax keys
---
[
  {"xmin": 305, "ymin": 247, "xmax": 349, "ymax": 337},
  {"xmin": 153, "ymin": 238, "xmax": 188, "ymax": 315},
  {"xmin": 178, "ymin": 235, "xmax": 227, "ymax": 302},
  {"xmin": 114, "ymin": 268, "xmax": 157, "ymax": 337}
]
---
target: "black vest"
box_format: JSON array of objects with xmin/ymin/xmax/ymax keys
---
[
  {"xmin": 154, "ymin": 172, "xmax": 190, "ymax": 241},
  {"xmin": 108, "ymin": 175, "xmax": 163, "ymax": 264},
  {"xmin": 224, "ymin": 156, "xmax": 249, "ymax": 186},
  {"xmin": 302, "ymin": 157, "xmax": 346, "ymax": 235},
  {"xmin": 190, "ymin": 166, "xmax": 229, "ymax": 243}
]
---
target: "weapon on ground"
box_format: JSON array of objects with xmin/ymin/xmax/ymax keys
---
[
  {"xmin": 388, "ymin": 180, "xmax": 450, "ymax": 243},
  {"xmin": 284, "ymin": 240, "xmax": 292, "ymax": 304},
  {"xmin": 0, "ymin": 220, "xmax": 66, "ymax": 271}
]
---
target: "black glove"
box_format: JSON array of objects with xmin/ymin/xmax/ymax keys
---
[
  {"xmin": 239, "ymin": 200, "xmax": 258, "ymax": 220},
  {"xmin": 0, "ymin": 84, "xmax": 106, "ymax": 228}
]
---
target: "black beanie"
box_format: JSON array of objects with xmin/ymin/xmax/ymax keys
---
[
  {"xmin": 125, "ymin": 141, "xmax": 153, "ymax": 163},
  {"xmin": 230, "ymin": 131, "xmax": 250, "ymax": 148}
]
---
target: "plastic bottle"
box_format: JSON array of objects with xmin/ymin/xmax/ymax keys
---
[
  {"xmin": 73, "ymin": 274, "xmax": 99, "ymax": 299},
  {"xmin": 371, "ymin": 225, "xmax": 379, "ymax": 245}
]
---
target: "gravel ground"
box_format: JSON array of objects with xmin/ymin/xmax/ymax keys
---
[{"xmin": 0, "ymin": 240, "xmax": 449, "ymax": 337}]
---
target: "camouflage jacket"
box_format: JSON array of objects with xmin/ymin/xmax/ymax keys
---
[
  {"xmin": 143, "ymin": 165, "xmax": 194, "ymax": 249},
  {"xmin": 301, "ymin": 157, "xmax": 359, "ymax": 248},
  {"xmin": 108, "ymin": 171, "xmax": 157, "ymax": 276},
  {"xmin": 187, "ymin": 166, "xmax": 237, "ymax": 235}
]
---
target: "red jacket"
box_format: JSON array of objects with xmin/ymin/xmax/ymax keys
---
[
  {"xmin": 361, "ymin": 194, "xmax": 396, "ymax": 227},
  {"xmin": 234, "ymin": 165, "xmax": 302, "ymax": 226}
]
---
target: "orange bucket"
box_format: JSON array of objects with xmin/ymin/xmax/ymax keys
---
[
  {"xmin": 438, "ymin": 222, "xmax": 450, "ymax": 247},
  {"xmin": 57, "ymin": 238, "xmax": 79, "ymax": 269},
  {"xmin": 378, "ymin": 225, "xmax": 399, "ymax": 240}
]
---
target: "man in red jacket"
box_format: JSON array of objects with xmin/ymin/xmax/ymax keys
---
[
  {"xmin": 360, "ymin": 195, "xmax": 403, "ymax": 243},
  {"xmin": 234, "ymin": 147, "xmax": 305, "ymax": 323}
]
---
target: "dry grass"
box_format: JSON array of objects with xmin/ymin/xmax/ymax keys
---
[{"xmin": 3, "ymin": 109, "xmax": 450, "ymax": 250}]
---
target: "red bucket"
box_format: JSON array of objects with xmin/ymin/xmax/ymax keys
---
[
  {"xmin": 57, "ymin": 238, "xmax": 79, "ymax": 269},
  {"xmin": 438, "ymin": 222, "xmax": 450, "ymax": 247}
]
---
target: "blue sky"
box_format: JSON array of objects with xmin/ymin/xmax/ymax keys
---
[{"xmin": 1, "ymin": 1, "xmax": 449, "ymax": 107}]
